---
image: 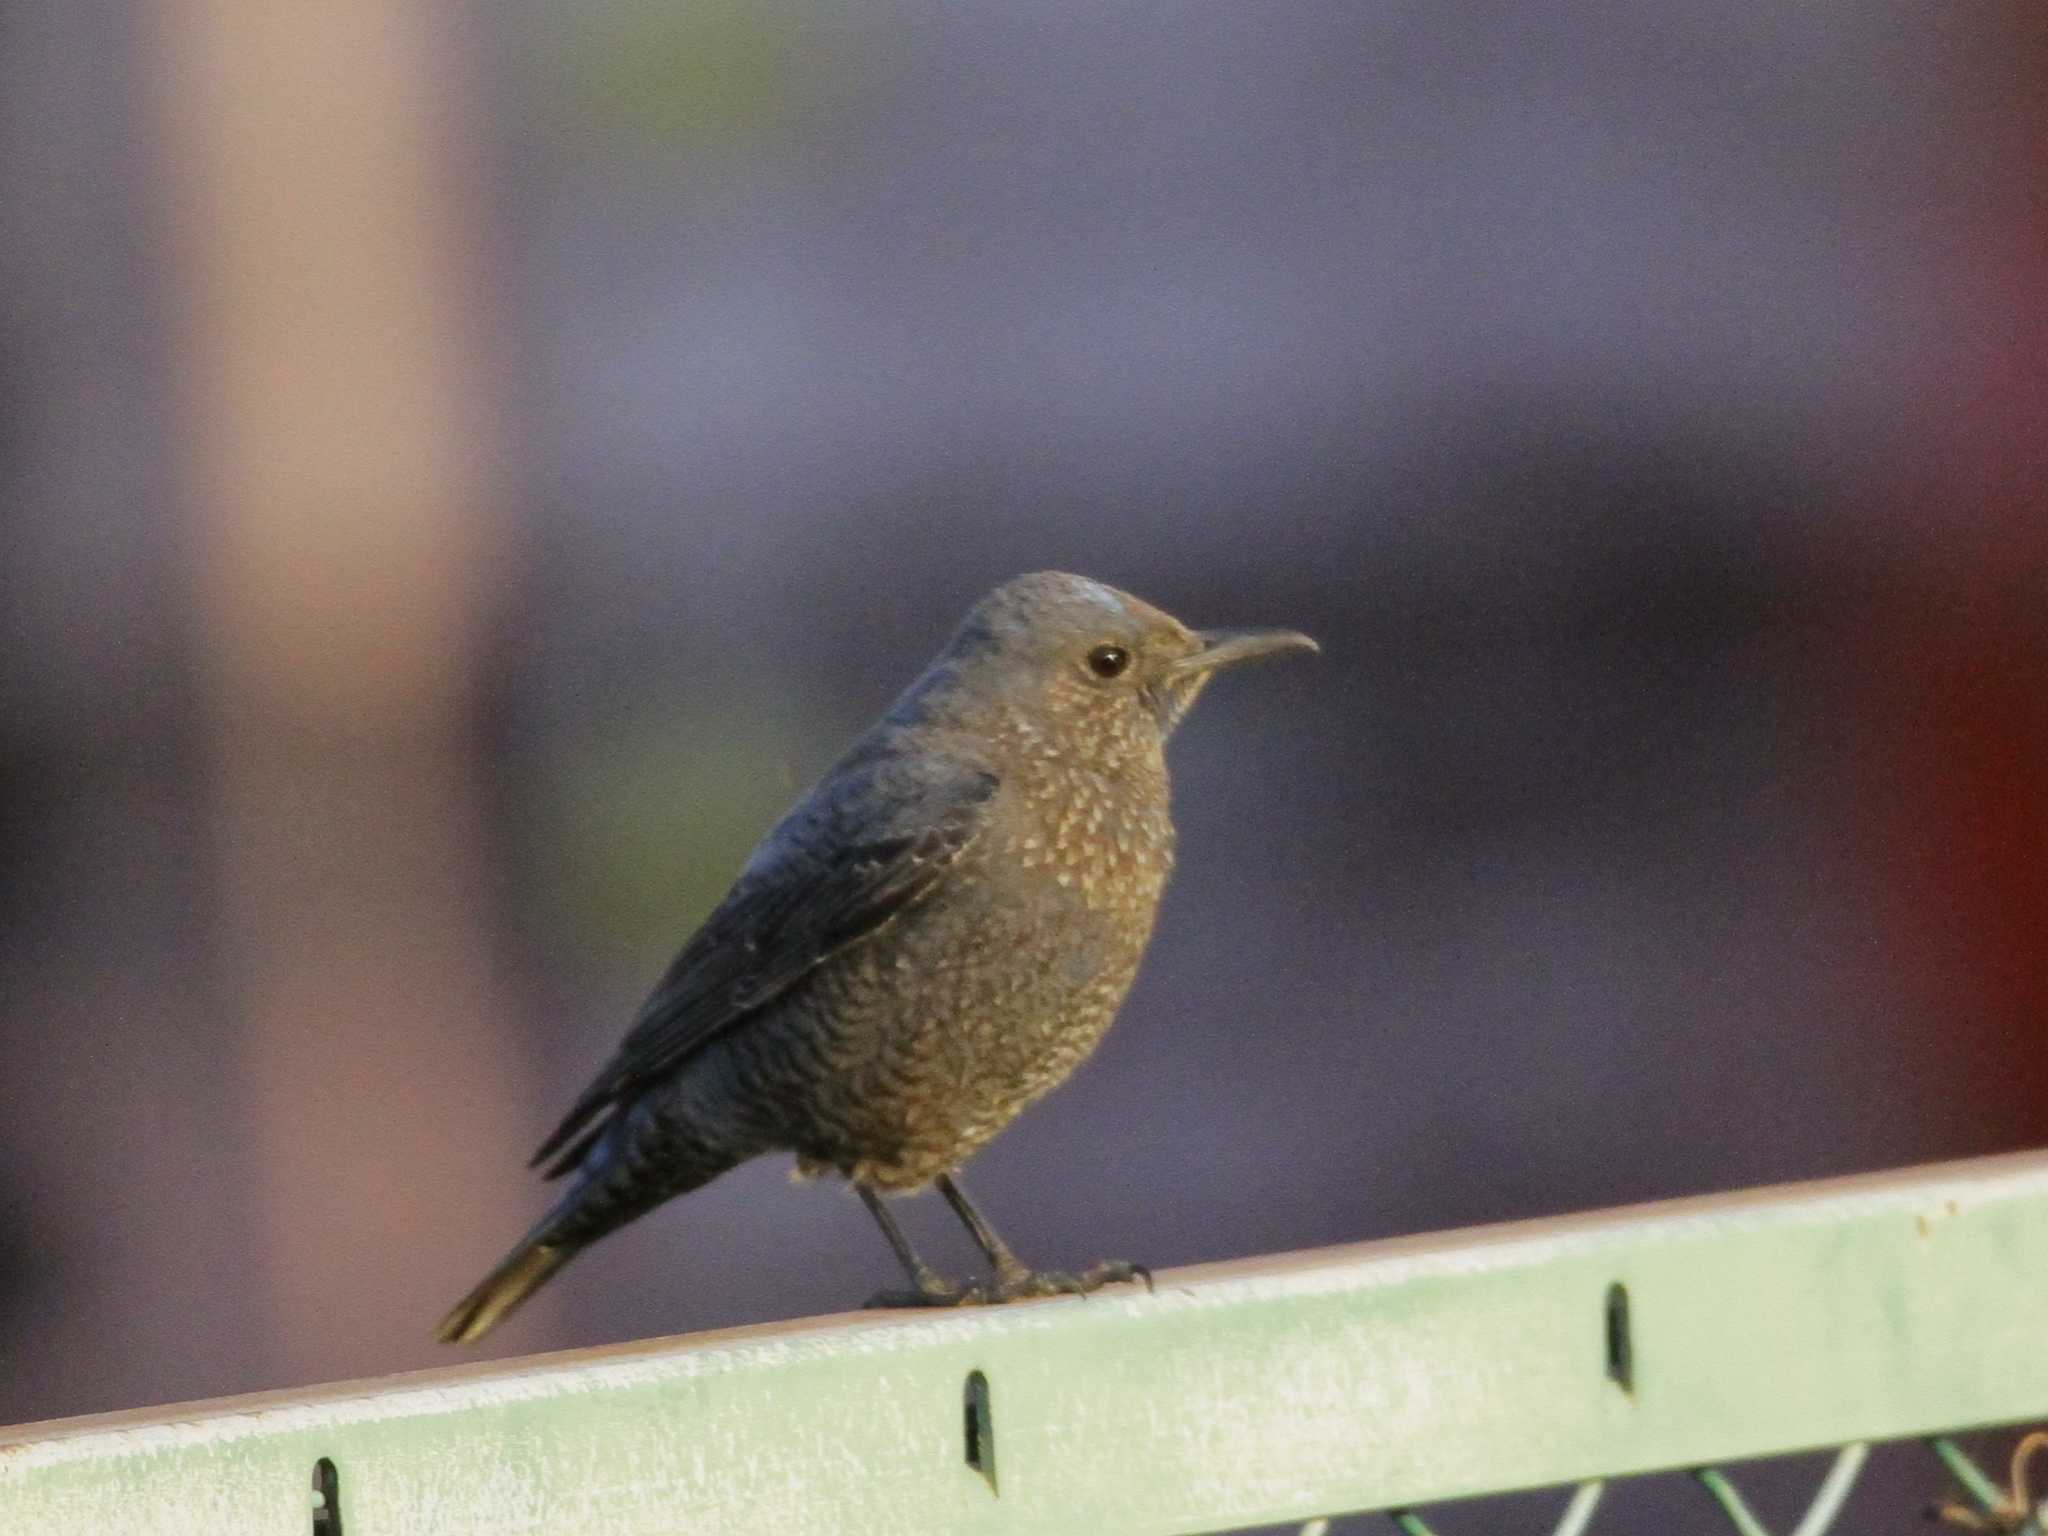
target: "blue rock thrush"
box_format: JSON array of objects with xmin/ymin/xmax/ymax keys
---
[{"xmin": 435, "ymin": 571, "xmax": 1316, "ymax": 1342}]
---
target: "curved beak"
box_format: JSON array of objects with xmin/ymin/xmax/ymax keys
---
[{"xmin": 1165, "ymin": 627, "xmax": 1320, "ymax": 682}]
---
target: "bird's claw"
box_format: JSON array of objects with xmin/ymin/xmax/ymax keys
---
[
  {"xmin": 985, "ymin": 1259, "xmax": 1152, "ymax": 1301},
  {"xmin": 1101, "ymin": 1259, "xmax": 1156, "ymax": 1295},
  {"xmin": 864, "ymin": 1285, "xmax": 980, "ymax": 1308}
]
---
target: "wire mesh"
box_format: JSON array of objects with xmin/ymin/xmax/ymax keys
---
[{"xmin": 1277, "ymin": 1434, "xmax": 2044, "ymax": 1536}]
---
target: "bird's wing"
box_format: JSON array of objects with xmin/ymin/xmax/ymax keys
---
[{"xmin": 530, "ymin": 756, "xmax": 999, "ymax": 1175}]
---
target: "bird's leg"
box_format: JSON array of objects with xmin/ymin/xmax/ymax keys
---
[
  {"xmin": 936, "ymin": 1172, "xmax": 1033, "ymax": 1289},
  {"xmin": 936, "ymin": 1173, "xmax": 1152, "ymax": 1301},
  {"xmin": 858, "ymin": 1185, "xmax": 973, "ymax": 1307}
]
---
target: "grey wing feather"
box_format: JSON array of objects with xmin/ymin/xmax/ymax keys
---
[{"xmin": 530, "ymin": 758, "xmax": 998, "ymax": 1175}]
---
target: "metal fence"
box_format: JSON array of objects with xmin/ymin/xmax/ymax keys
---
[{"xmin": 6, "ymin": 1150, "xmax": 2048, "ymax": 1535}]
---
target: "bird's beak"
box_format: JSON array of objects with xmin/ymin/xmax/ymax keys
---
[{"xmin": 1165, "ymin": 627, "xmax": 1320, "ymax": 682}]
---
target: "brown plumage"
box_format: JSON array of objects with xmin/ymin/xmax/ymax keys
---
[{"xmin": 436, "ymin": 572, "xmax": 1315, "ymax": 1343}]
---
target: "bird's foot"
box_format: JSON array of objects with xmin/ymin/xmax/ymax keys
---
[
  {"xmin": 863, "ymin": 1263, "xmax": 980, "ymax": 1309},
  {"xmin": 864, "ymin": 1260, "xmax": 1154, "ymax": 1308},
  {"xmin": 984, "ymin": 1259, "xmax": 1153, "ymax": 1302}
]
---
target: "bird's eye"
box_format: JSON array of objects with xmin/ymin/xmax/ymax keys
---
[{"xmin": 1086, "ymin": 643, "xmax": 1132, "ymax": 679}]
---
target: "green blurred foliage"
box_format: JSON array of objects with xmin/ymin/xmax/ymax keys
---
[
  {"xmin": 539, "ymin": 0, "xmax": 845, "ymax": 161},
  {"xmin": 532, "ymin": 694, "xmax": 837, "ymax": 971}
]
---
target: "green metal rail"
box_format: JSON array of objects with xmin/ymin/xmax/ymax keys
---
[{"xmin": 6, "ymin": 1150, "xmax": 2048, "ymax": 1535}]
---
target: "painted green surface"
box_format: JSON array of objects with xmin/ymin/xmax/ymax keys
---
[{"xmin": 6, "ymin": 1151, "xmax": 2048, "ymax": 1535}]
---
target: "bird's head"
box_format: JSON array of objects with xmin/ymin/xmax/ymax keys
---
[{"xmin": 934, "ymin": 572, "xmax": 1318, "ymax": 762}]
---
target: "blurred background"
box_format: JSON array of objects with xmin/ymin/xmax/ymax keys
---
[{"xmin": 2, "ymin": 0, "xmax": 2045, "ymax": 1521}]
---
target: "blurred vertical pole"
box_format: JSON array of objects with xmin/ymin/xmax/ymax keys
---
[{"xmin": 150, "ymin": 4, "xmax": 545, "ymax": 1375}]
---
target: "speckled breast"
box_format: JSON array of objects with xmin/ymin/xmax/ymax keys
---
[{"xmin": 777, "ymin": 764, "xmax": 1176, "ymax": 1190}]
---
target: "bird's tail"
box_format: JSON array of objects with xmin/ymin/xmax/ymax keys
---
[{"xmin": 434, "ymin": 1238, "xmax": 575, "ymax": 1345}]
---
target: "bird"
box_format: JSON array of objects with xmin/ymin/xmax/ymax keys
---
[{"xmin": 435, "ymin": 571, "xmax": 1316, "ymax": 1344}]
